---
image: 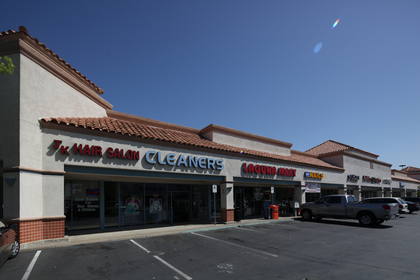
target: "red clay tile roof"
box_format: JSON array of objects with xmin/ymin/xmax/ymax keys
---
[
  {"xmin": 306, "ymin": 140, "xmax": 379, "ymax": 158},
  {"xmin": 391, "ymin": 175, "xmax": 420, "ymax": 184},
  {"xmin": 107, "ymin": 110, "xmax": 200, "ymax": 134},
  {"xmin": 401, "ymin": 166, "xmax": 420, "ymax": 173},
  {"xmin": 40, "ymin": 117, "xmax": 343, "ymax": 171},
  {"xmin": 0, "ymin": 26, "xmax": 104, "ymax": 95}
]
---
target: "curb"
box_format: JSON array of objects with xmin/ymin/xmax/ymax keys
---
[{"xmin": 20, "ymin": 217, "xmax": 296, "ymax": 251}]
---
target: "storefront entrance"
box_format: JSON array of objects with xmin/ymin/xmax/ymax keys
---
[
  {"xmin": 170, "ymin": 191, "xmax": 190, "ymax": 224},
  {"xmin": 234, "ymin": 185, "xmax": 295, "ymax": 219},
  {"xmin": 64, "ymin": 180, "xmax": 219, "ymax": 232}
]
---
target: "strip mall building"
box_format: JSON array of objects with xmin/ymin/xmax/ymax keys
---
[{"xmin": 1, "ymin": 27, "xmax": 419, "ymax": 243}]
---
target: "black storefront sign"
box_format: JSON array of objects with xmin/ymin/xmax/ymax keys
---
[{"xmin": 347, "ymin": 174, "xmax": 360, "ymax": 183}]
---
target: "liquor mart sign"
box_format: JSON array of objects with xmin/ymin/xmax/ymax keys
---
[{"xmin": 241, "ymin": 163, "xmax": 296, "ymax": 177}]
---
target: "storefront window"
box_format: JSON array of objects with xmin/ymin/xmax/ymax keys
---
[
  {"xmin": 145, "ymin": 184, "xmax": 168, "ymax": 224},
  {"xmin": 65, "ymin": 180, "xmax": 214, "ymax": 232},
  {"xmin": 305, "ymin": 193, "xmax": 321, "ymax": 203},
  {"xmin": 274, "ymin": 187, "xmax": 295, "ymax": 216},
  {"xmin": 235, "ymin": 186, "xmax": 272, "ymax": 219},
  {"xmin": 362, "ymin": 190, "xmax": 378, "ymax": 199},
  {"xmin": 65, "ymin": 180, "xmax": 101, "ymax": 231},
  {"xmin": 120, "ymin": 183, "xmax": 145, "ymax": 226}
]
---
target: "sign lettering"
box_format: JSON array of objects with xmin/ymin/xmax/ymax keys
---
[
  {"xmin": 241, "ymin": 163, "xmax": 296, "ymax": 177},
  {"xmin": 362, "ymin": 176, "xmax": 381, "ymax": 184},
  {"xmin": 304, "ymin": 171, "xmax": 324, "ymax": 180},
  {"xmin": 144, "ymin": 151, "xmax": 224, "ymax": 170},
  {"xmin": 51, "ymin": 140, "xmax": 140, "ymax": 161}
]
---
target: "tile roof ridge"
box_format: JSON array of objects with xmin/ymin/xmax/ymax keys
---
[
  {"xmin": 392, "ymin": 169, "xmax": 408, "ymax": 174},
  {"xmin": 106, "ymin": 110, "xmax": 200, "ymax": 135},
  {"xmin": 291, "ymin": 150, "xmax": 319, "ymax": 158},
  {"xmin": 200, "ymin": 124, "xmax": 293, "ymax": 148},
  {"xmin": 305, "ymin": 140, "xmax": 335, "ymax": 153},
  {"xmin": 0, "ymin": 26, "xmax": 104, "ymax": 95},
  {"xmin": 391, "ymin": 175, "xmax": 420, "ymax": 184},
  {"xmin": 329, "ymin": 140, "xmax": 379, "ymax": 158}
]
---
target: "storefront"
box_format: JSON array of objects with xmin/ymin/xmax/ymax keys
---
[
  {"xmin": 391, "ymin": 170, "xmax": 420, "ymax": 198},
  {"xmin": 233, "ymin": 163, "xmax": 300, "ymax": 218},
  {"xmin": 64, "ymin": 179, "xmax": 220, "ymax": 232},
  {"xmin": 361, "ymin": 187, "xmax": 381, "ymax": 199}
]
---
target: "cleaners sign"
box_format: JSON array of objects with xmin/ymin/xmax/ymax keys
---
[{"xmin": 144, "ymin": 151, "xmax": 224, "ymax": 171}]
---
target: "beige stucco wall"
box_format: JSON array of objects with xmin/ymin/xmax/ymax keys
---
[
  {"xmin": 203, "ymin": 130, "xmax": 291, "ymax": 156},
  {"xmin": 1, "ymin": 52, "xmax": 109, "ymax": 218},
  {"xmin": 19, "ymin": 54, "xmax": 107, "ymax": 169},
  {"xmin": 343, "ymin": 155, "xmax": 391, "ymax": 189},
  {"xmin": 4, "ymin": 54, "xmax": 109, "ymax": 218},
  {"xmin": 346, "ymin": 150, "xmax": 378, "ymax": 160},
  {"xmin": 391, "ymin": 179, "xmax": 419, "ymax": 191}
]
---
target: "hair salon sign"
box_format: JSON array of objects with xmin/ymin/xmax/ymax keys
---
[{"xmin": 51, "ymin": 140, "xmax": 140, "ymax": 160}]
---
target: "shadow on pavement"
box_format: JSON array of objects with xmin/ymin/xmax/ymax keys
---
[{"xmin": 292, "ymin": 217, "xmax": 393, "ymax": 229}]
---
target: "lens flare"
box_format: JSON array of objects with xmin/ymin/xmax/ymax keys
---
[
  {"xmin": 332, "ymin": 19, "xmax": 340, "ymax": 29},
  {"xmin": 313, "ymin": 42, "xmax": 323, "ymax": 53}
]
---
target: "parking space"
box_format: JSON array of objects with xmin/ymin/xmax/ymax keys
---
[{"xmin": 2, "ymin": 214, "xmax": 420, "ymax": 280}]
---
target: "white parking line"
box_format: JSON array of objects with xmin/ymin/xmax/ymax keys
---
[
  {"xmin": 130, "ymin": 239, "xmax": 151, "ymax": 253},
  {"xmin": 153, "ymin": 255, "xmax": 193, "ymax": 280},
  {"xmin": 235, "ymin": 226, "xmax": 260, "ymax": 232},
  {"xmin": 130, "ymin": 239, "xmax": 192, "ymax": 279},
  {"xmin": 21, "ymin": 250, "xmax": 42, "ymax": 280},
  {"xmin": 191, "ymin": 232, "xmax": 278, "ymax": 258}
]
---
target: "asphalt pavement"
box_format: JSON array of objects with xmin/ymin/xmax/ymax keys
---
[{"xmin": 2, "ymin": 214, "xmax": 420, "ymax": 280}]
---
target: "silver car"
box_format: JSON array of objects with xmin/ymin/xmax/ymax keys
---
[{"xmin": 363, "ymin": 197, "xmax": 409, "ymax": 214}]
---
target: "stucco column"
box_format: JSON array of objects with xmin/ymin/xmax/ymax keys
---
[
  {"xmin": 377, "ymin": 187, "xmax": 384, "ymax": 198},
  {"xmin": 390, "ymin": 188, "xmax": 393, "ymax": 197},
  {"xmin": 294, "ymin": 184, "xmax": 305, "ymax": 206},
  {"xmin": 354, "ymin": 186, "xmax": 362, "ymax": 201},
  {"xmin": 220, "ymin": 180, "xmax": 234, "ymax": 223}
]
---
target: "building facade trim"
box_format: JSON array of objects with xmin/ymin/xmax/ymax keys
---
[
  {"xmin": 3, "ymin": 166, "xmax": 65, "ymax": 175},
  {"xmin": 40, "ymin": 122, "xmax": 344, "ymax": 172}
]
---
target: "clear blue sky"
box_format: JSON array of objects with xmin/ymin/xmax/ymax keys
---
[{"xmin": 2, "ymin": 0, "xmax": 420, "ymax": 168}]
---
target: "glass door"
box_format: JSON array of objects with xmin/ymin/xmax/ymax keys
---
[
  {"xmin": 192, "ymin": 185, "xmax": 210, "ymax": 222},
  {"xmin": 104, "ymin": 182, "xmax": 119, "ymax": 227},
  {"xmin": 170, "ymin": 191, "xmax": 191, "ymax": 224},
  {"xmin": 65, "ymin": 180, "xmax": 101, "ymax": 231},
  {"xmin": 119, "ymin": 183, "xmax": 145, "ymax": 226}
]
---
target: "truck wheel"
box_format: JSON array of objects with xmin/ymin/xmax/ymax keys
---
[
  {"xmin": 302, "ymin": 210, "xmax": 312, "ymax": 221},
  {"xmin": 314, "ymin": 216, "xmax": 322, "ymax": 222},
  {"xmin": 358, "ymin": 213, "xmax": 375, "ymax": 226}
]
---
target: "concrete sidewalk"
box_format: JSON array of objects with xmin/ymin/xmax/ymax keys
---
[{"xmin": 21, "ymin": 217, "xmax": 296, "ymax": 251}]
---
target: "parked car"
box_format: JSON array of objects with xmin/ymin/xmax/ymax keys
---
[
  {"xmin": 300, "ymin": 195, "xmax": 399, "ymax": 226},
  {"xmin": 363, "ymin": 198, "xmax": 409, "ymax": 214},
  {"xmin": 402, "ymin": 197, "xmax": 420, "ymax": 206},
  {"xmin": 402, "ymin": 200, "xmax": 419, "ymax": 213},
  {"xmin": 0, "ymin": 220, "xmax": 19, "ymax": 266}
]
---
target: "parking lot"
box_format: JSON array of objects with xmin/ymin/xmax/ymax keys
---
[{"xmin": 2, "ymin": 214, "xmax": 420, "ymax": 280}]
